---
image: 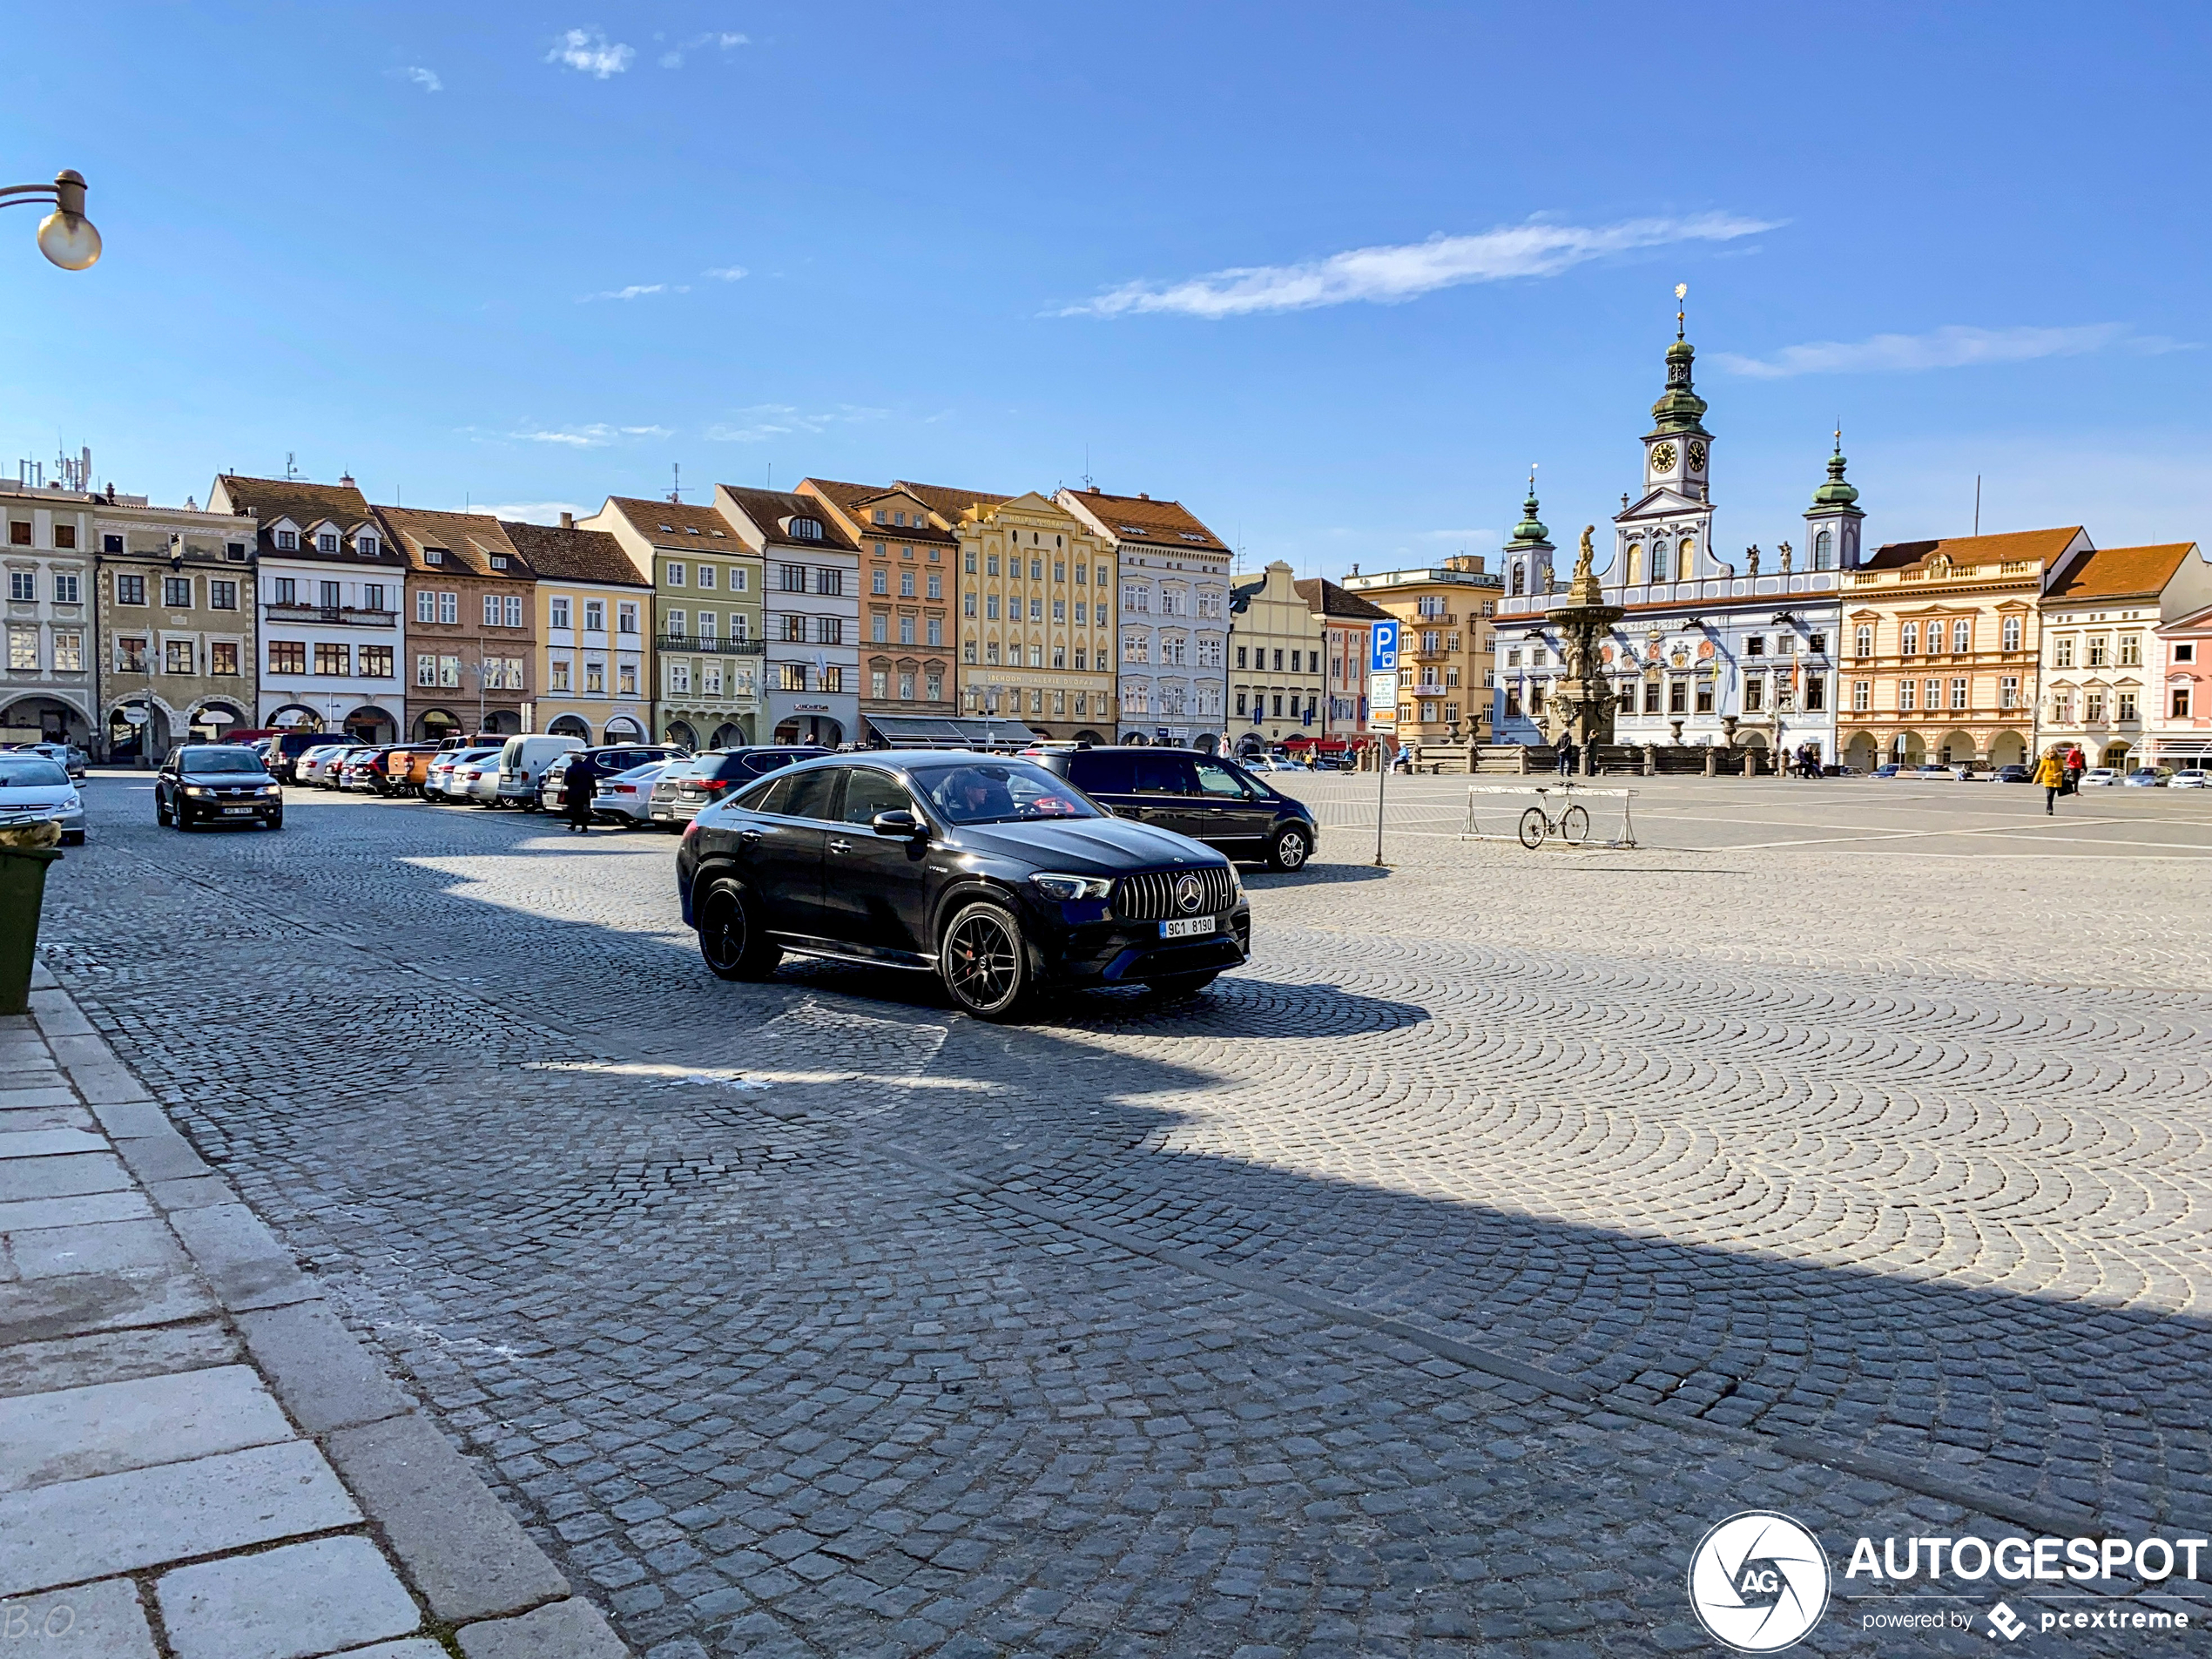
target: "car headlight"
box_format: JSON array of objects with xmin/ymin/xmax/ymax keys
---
[
  {"xmin": 1029, "ymin": 873, "xmax": 1115, "ymax": 902},
  {"xmin": 258, "ymin": 785, "xmax": 280, "ymax": 796},
  {"xmin": 184, "ymin": 786, "xmax": 213, "ymax": 798}
]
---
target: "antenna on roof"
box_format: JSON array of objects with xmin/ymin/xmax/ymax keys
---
[
  {"xmin": 1082, "ymin": 444, "xmax": 1092, "ymax": 491},
  {"xmin": 1973, "ymin": 475, "xmax": 1981, "ymax": 537},
  {"xmin": 669, "ymin": 462, "xmax": 682, "ymax": 503},
  {"xmin": 284, "ymin": 451, "xmax": 300, "ymax": 482}
]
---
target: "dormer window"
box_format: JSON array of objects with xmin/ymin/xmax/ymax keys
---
[
  {"xmin": 318, "ymin": 532, "xmax": 340, "ymax": 553},
  {"xmin": 792, "ymin": 516, "xmax": 824, "ymax": 541},
  {"xmin": 425, "ymin": 548, "xmax": 445, "ymax": 566},
  {"xmin": 356, "ymin": 535, "xmax": 380, "ymax": 556},
  {"xmin": 274, "ymin": 529, "xmax": 297, "ymax": 550},
  {"xmin": 489, "ymin": 554, "xmax": 509, "ymax": 570},
  {"xmin": 873, "ymin": 510, "xmax": 887, "ymax": 524}
]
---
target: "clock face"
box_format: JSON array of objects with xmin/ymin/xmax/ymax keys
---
[
  {"xmin": 1688, "ymin": 441, "xmax": 1708, "ymax": 471},
  {"xmin": 1651, "ymin": 442, "xmax": 1678, "ymax": 473}
]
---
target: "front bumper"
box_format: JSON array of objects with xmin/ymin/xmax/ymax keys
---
[{"xmin": 1034, "ymin": 900, "xmax": 1252, "ymax": 986}]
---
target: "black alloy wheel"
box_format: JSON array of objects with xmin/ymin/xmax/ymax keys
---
[
  {"xmin": 155, "ymin": 795, "xmax": 172, "ymax": 826},
  {"xmin": 696, "ymin": 878, "xmax": 781, "ymax": 981},
  {"xmin": 939, "ymin": 900, "xmax": 1032, "ymax": 1020},
  {"xmin": 1267, "ymin": 825, "xmax": 1311, "ymax": 871}
]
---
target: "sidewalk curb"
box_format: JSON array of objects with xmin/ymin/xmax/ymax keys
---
[{"xmin": 18, "ymin": 981, "xmax": 631, "ymax": 1658}]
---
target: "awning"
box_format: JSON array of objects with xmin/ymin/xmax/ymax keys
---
[{"xmin": 865, "ymin": 714, "xmax": 1040, "ymax": 749}]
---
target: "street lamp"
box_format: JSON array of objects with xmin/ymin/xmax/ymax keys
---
[{"xmin": 0, "ymin": 170, "xmax": 101, "ymax": 270}]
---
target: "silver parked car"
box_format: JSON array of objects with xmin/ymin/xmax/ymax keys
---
[
  {"xmin": 0, "ymin": 752, "xmax": 85, "ymax": 844},
  {"xmin": 423, "ymin": 746, "xmax": 501, "ymax": 804},
  {"xmin": 591, "ymin": 760, "xmax": 678, "ymax": 826}
]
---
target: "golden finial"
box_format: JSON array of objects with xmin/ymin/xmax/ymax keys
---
[{"xmin": 1674, "ymin": 282, "xmax": 1688, "ymax": 341}]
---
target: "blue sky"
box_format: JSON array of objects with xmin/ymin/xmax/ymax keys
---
[{"xmin": 3, "ymin": 3, "xmax": 2209, "ymax": 577}]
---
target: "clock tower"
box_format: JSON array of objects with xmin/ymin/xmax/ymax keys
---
[{"xmin": 1612, "ymin": 293, "xmax": 1718, "ymax": 590}]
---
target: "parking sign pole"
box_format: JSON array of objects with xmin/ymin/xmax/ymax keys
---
[
  {"xmin": 1368, "ymin": 619, "xmax": 1397, "ymax": 867},
  {"xmin": 1375, "ymin": 728, "xmax": 1387, "ymax": 866}
]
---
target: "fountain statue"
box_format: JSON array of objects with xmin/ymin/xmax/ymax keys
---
[{"xmin": 1543, "ymin": 526, "xmax": 1627, "ymax": 768}]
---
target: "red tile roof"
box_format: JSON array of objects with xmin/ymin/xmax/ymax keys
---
[
  {"xmin": 1860, "ymin": 525, "xmax": 2085, "ymax": 573},
  {"xmin": 600, "ymin": 496, "xmax": 744, "ymax": 545},
  {"xmin": 1062, "ymin": 486, "xmax": 1231, "ymax": 554},
  {"xmin": 2043, "ymin": 543, "xmax": 2198, "ymax": 602}
]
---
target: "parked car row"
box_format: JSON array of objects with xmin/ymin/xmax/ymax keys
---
[
  {"xmin": 0, "ymin": 749, "xmax": 86, "ymax": 842},
  {"xmin": 2, "ymin": 740, "xmax": 90, "ymax": 780}
]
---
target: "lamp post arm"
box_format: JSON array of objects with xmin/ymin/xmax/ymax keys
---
[{"xmin": 0, "ymin": 186, "xmax": 62, "ymax": 208}]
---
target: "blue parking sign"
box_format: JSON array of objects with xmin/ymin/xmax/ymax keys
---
[{"xmin": 1370, "ymin": 620, "xmax": 1398, "ymax": 672}]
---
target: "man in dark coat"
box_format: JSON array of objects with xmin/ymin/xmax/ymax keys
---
[{"xmin": 564, "ymin": 762, "xmax": 597, "ymax": 833}]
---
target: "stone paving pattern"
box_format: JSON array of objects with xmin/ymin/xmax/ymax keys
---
[{"xmin": 35, "ymin": 773, "xmax": 2212, "ymax": 1656}]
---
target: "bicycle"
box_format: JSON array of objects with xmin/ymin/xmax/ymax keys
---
[{"xmin": 1517, "ymin": 787, "xmax": 1590, "ymax": 850}]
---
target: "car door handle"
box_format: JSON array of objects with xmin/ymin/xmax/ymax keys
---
[{"xmin": 828, "ymin": 840, "xmax": 852, "ymax": 853}]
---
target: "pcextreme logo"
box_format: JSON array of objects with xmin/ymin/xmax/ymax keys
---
[{"xmin": 1687, "ymin": 1512, "xmax": 1832, "ymax": 1652}]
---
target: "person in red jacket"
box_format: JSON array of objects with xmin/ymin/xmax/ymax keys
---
[{"xmin": 2063, "ymin": 746, "xmax": 2087, "ymax": 794}]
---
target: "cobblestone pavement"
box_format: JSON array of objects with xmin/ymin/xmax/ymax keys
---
[{"xmin": 36, "ymin": 772, "xmax": 2212, "ymax": 1656}]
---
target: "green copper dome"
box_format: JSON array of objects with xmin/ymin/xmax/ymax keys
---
[
  {"xmin": 1509, "ymin": 486, "xmax": 1550, "ymax": 547},
  {"xmin": 1649, "ymin": 338, "xmax": 1710, "ymax": 437},
  {"xmin": 1811, "ymin": 446, "xmax": 1860, "ymax": 509}
]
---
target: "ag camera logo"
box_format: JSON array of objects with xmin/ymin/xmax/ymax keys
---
[{"xmin": 1688, "ymin": 1511, "xmax": 1831, "ymax": 1652}]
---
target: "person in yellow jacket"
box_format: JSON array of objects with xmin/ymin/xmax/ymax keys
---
[{"xmin": 2034, "ymin": 749, "xmax": 2067, "ymax": 815}]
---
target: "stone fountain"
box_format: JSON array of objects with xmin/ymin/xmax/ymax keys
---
[{"xmin": 1544, "ymin": 526, "xmax": 1625, "ymax": 769}]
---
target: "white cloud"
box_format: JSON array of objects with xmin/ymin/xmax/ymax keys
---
[
  {"xmin": 704, "ymin": 404, "xmax": 887, "ymax": 443},
  {"xmin": 548, "ymin": 28, "xmax": 634, "ymax": 78},
  {"xmin": 1715, "ymin": 323, "xmax": 2196, "ymax": 379},
  {"xmin": 510, "ymin": 424, "xmax": 672, "ymax": 448},
  {"xmin": 659, "ymin": 30, "xmax": 750, "ymax": 67},
  {"xmin": 703, "ymin": 265, "xmax": 748, "ymax": 282},
  {"xmin": 393, "ymin": 65, "xmax": 442, "ymax": 92},
  {"xmin": 579, "ymin": 282, "xmax": 696, "ymax": 302},
  {"xmin": 467, "ymin": 502, "xmax": 584, "ymax": 524},
  {"xmin": 1065, "ymin": 212, "xmax": 1779, "ymax": 320}
]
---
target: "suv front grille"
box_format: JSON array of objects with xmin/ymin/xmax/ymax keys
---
[{"xmin": 1115, "ymin": 866, "xmax": 1238, "ymax": 921}]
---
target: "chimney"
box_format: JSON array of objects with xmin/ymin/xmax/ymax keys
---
[
  {"xmin": 1138, "ymin": 492, "xmax": 1150, "ymax": 500},
  {"xmin": 339, "ymin": 472, "xmax": 356, "ymax": 489},
  {"xmin": 560, "ymin": 511, "xmax": 575, "ymax": 529}
]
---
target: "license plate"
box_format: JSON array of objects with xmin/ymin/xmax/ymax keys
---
[
  {"xmin": 1160, "ymin": 916, "xmax": 1215, "ymax": 940},
  {"xmin": 223, "ymin": 806, "xmax": 256, "ymax": 815}
]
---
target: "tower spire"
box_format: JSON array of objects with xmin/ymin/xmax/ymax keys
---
[{"xmin": 1675, "ymin": 281, "xmax": 1687, "ymax": 341}]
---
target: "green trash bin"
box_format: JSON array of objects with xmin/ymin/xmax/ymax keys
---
[{"xmin": 0, "ymin": 846, "xmax": 63, "ymax": 1015}]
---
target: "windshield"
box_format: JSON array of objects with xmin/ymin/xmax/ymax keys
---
[
  {"xmin": 0, "ymin": 758, "xmax": 70, "ymax": 788},
  {"xmin": 183, "ymin": 748, "xmax": 265, "ymax": 772},
  {"xmin": 911, "ymin": 760, "xmax": 1101, "ymax": 826}
]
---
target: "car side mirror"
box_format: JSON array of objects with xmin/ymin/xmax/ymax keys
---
[{"xmin": 871, "ymin": 809, "xmax": 926, "ymax": 839}]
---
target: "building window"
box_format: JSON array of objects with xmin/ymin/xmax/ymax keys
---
[
  {"xmin": 274, "ymin": 529, "xmax": 297, "ymax": 550},
  {"xmin": 2119, "ymin": 634, "xmax": 2142, "ymax": 667},
  {"xmin": 2118, "ymin": 691, "xmax": 2138, "ymax": 722},
  {"xmin": 1813, "ymin": 529, "xmax": 1834, "ymax": 570},
  {"xmin": 2172, "ymin": 686, "xmax": 2192, "ymax": 719},
  {"xmin": 668, "ymin": 660, "xmax": 691, "ymax": 695},
  {"xmin": 1853, "ymin": 624, "xmax": 1872, "ymax": 658},
  {"xmin": 985, "ymin": 595, "xmax": 1000, "ymax": 621},
  {"xmin": 506, "ymin": 595, "xmax": 524, "ymax": 627},
  {"xmin": 417, "ymin": 590, "xmax": 435, "ymax": 624},
  {"xmin": 1999, "ymin": 675, "xmax": 2020, "ymax": 709},
  {"xmin": 160, "ymin": 638, "xmax": 192, "ymax": 674},
  {"xmin": 2086, "ymin": 690, "xmax": 2107, "ymax": 722},
  {"xmin": 418, "ymin": 653, "xmax": 438, "ymax": 687},
  {"xmin": 813, "ymin": 567, "xmax": 842, "ymax": 597},
  {"xmin": 482, "ymin": 594, "xmax": 499, "ymax": 627},
  {"xmin": 1950, "ymin": 677, "xmax": 1969, "ymax": 710},
  {"xmin": 6, "ymin": 572, "xmax": 29, "ymax": 602},
  {"xmin": 873, "ymin": 569, "xmax": 888, "ymax": 596},
  {"xmin": 269, "ymin": 640, "xmax": 306, "ymax": 675},
  {"xmin": 358, "ymin": 535, "xmax": 380, "ymax": 556},
  {"xmin": 619, "ymin": 664, "xmax": 637, "ymax": 697},
  {"xmin": 210, "ymin": 580, "xmax": 238, "ymax": 610},
  {"xmin": 314, "ymin": 643, "xmax": 351, "ymax": 676},
  {"xmin": 927, "ymin": 672, "xmax": 942, "ymax": 701},
  {"xmin": 439, "ymin": 655, "xmax": 462, "ymax": 687},
  {"xmin": 1804, "ymin": 673, "xmax": 1826, "ymax": 711},
  {"xmin": 1952, "ymin": 619, "xmax": 1972, "ymax": 652},
  {"xmin": 900, "ymin": 615, "xmax": 915, "ymax": 646},
  {"xmin": 779, "ymin": 663, "xmax": 807, "ymax": 691},
  {"xmin": 160, "ymin": 577, "xmax": 190, "ymax": 609},
  {"xmin": 1695, "ymin": 682, "xmax": 1714, "ymax": 715},
  {"xmin": 871, "ymin": 670, "xmax": 889, "ymax": 699},
  {"xmin": 585, "ymin": 662, "xmax": 604, "ymax": 694},
  {"xmin": 117, "ymin": 574, "xmax": 146, "ymax": 605},
  {"xmin": 439, "ymin": 591, "xmax": 458, "ymax": 624},
  {"xmin": 360, "ymin": 645, "xmax": 393, "ymax": 678},
  {"xmin": 1900, "ymin": 622, "xmax": 1919, "ymax": 656},
  {"xmin": 57, "ymin": 572, "xmax": 84, "ymax": 604},
  {"xmin": 550, "ymin": 658, "xmax": 570, "ymax": 691},
  {"xmin": 1898, "ymin": 679, "xmax": 1917, "ymax": 712},
  {"xmin": 2052, "ymin": 634, "xmax": 2074, "ymax": 668},
  {"xmin": 927, "ymin": 617, "xmax": 942, "ymax": 646},
  {"xmin": 116, "ymin": 636, "xmax": 149, "ymax": 672},
  {"xmin": 6, "ymin": 629, "xmax": 35, "ymax": 671},
  {"xmin": 666, "ymin": 562, "xmax": 687, "ymax": 587},
  {"xmin": 1743, "ymin": 676, "xmax": 1764, "ymax": 711},
  {"xmin": 2087, "ymin": 636, "xmax": 2109, "ymax": 668},
  {"xmin": 317, "ymin": 532, "xmax": 339, "ymax": 553}
]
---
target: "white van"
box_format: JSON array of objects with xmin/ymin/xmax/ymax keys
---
[{"xmin": 497, "ymin": 734, "xmax": 584, "ymax": 807}]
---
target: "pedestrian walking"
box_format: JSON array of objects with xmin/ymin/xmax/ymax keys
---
[
  {"xmin": 2064, "ymin": 746, "xmax": 2086, "ymax": 795},
  {"xmin": 2035, "ymin": 747, "xmax": 2066, "ymax": 814},
  {"xmin": 564, "ymin": 763, "xmax": 597, "ymax": 833}
]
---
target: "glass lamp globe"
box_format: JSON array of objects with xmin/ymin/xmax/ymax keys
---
[{"xmin": 37, "ymin": 210, "xmax": 101, "ymax": 271}]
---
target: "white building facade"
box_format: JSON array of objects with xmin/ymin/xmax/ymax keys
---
[
  {"xmin": 714, "ymin": 485, "xmax": 860, "ymax": 748},
  {"xmin": 0, "ymin": 480, "xmax": 98, "ymax": 750},
  {"xmin": 1058, "ymin": 487, "xmax": 1231, "ymax": 751},
  {"xmin": 207, "ymin": 475, "xmax": 408, "ymax": 742}
]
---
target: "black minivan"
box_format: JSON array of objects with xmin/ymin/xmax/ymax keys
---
[{"xmin": 1030, "ymin": 747, "xmax": 1318, "ymax": 870}]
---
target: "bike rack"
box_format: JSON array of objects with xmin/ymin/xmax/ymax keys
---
[{"xmin": 1458, "ymin": 783, "xmax": 1641, "ymax": 850}]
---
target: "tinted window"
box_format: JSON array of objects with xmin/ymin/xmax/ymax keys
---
[
  {"xmin": 1067, "ymin": 751, "xmax": 1135, "ymax": 793},
  {"xmin": 1132, "ymin": 754, "xmax": 1193, "ymax": 794},
  {"xmin": 742, "ymin": 773, "xmax": 793, "ymax": 814},
  {"xmin": 840, "ymin": 768, "xmax": 914, "ymax": 824},
  {"xmin": 708, "ymin": 752, "xmax": 764, "ymax": 780},
  {"xmin": 182, "ymin": 747, "xmax": 264, "ymax": 773},
  {"xmin": 912, "ymin": 761, "xmax": 1102, "ymax": 825},
  {"xmin": 781, "ymin": 768, "xmax": 842, "ymax": 822},
  {"xmin": 1193, "ymin": 759, "xmax": 1253, "ymax": 799}
]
